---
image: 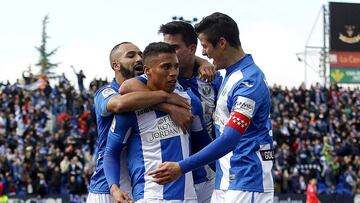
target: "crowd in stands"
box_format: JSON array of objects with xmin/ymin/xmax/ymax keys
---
[
  {"xmin": 0, "ymin": 74, "xmax": 107, "ymax": 196},
  {"xmin": 0, "ymin": 73, "xmax": 359, "ymax": 197},
  {"xmin": 272, "ymin": 82, "xmax": 360, "ymax": 195}
]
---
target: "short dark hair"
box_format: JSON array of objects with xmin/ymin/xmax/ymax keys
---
[
  {"xmin": 143, "ymin": 42, "xmax": 176, "ymax": 65},
  {"xmin": 195, "ymin": 12, "xmax": 241, "ymax": 48},
  {"xmin": 159, "ymin": 21, "xmax": 197, "ymax": 46},
  {"xmin": 109, "ymin": 42, "xmax": 131, "ymax": 67}
]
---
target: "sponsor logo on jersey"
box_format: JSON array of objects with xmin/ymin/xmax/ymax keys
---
[
  {"xmin": 101, "ymin": 88, "xmax": 116, "ymax": 99},
  {"xmin": 234, "ymin": 96, "xmax": 255, "ymax": 118},
  {"xmin": 136, "ymin": 108, "xmax": 151, "ymax": 116},
  {"xmin": 213, "ymin": 110, "xmax": 227, "ymax": 126},
  {"xmin": 147, "ymin": 115, "xmax": 182, "ymax": 142},
  {"xmin": 260, "ymin": 149, "xmax": 274, "ymax": 161},
  {"xmin": 242, "ymin": 81, "xmax": 254, "ymax": 87}
]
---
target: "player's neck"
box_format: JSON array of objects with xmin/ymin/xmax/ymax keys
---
[
  {"xmin": 224, "ymin": 47, "xmax": 246, "ymax": 69},
  {"xmin": 146, "ymin": 82, "xmax": 157, "ymax": 92},
  {"xmin": 179, "ymin": 58, "xmax": 196, "ymax": 79},
  {"xmin": 114, "ymin": 73, "xmax": 126, "ymax": 86}
]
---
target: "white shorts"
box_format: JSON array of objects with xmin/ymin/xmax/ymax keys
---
[
  {"xmin": 211, "ymin": 189, "xmax": 274, "ymax": 203},
  {"xmin": 136, "ymin": 199, "xmax": 198, "ymax": 203},
  {"xmin": 86, "ymin": 192, "xmax": 113, "ymax": 203},
  {"xmin": 194, "ymin": 178, "xmax": 215, "ymax": 203}
]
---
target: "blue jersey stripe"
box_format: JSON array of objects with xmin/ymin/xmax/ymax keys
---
[
  {"xmin": 128, "ymin": 132, "xmax": 146, "ymax": 200},
  {"xmin": 161, "ymin": 136, "xmax": 185, "ymax": 200}
]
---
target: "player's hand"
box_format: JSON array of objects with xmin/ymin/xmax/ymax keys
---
[
  {"xmin": 148, "ymin": 162, "xmax": 182, "ymax": 185},
  {"xmin": 168, "ymin": 106, "xmax": 194, "ymax": 133},
  {"xmin": 197, "ymin": 59, "xmax": 215, "ymax": 82},
  {"xmin": 166, "ymin": 93, "xmax": 191, "ymax": 110},
  {"xmin": 110, "ymin": 184, "xmax": 133, "ymax": 203}
]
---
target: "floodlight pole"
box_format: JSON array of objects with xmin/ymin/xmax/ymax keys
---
[
  {"xmin": 299, "ymin": 4, "xmax": 329, "ymax": 87},
  {"xmin": 322, "ymin": 5, "xmax": 328, "ymax": 87}
]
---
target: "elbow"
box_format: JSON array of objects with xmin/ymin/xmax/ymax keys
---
[
  {"xmin": 119, "ymin": 84, "xmax": 129, "ymax": 95},
  {"xmin": 112, "ymin": 101, "xmax": 126, "ymax": 113}
]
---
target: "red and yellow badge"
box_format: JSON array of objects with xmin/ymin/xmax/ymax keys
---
[{"xmin": 101, "ymin": 88, "xmax": 116, "ymax": 98}]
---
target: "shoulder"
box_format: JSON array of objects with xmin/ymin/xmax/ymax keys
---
[
  {"xmin": 95, "ymin": 85, "xmax": 118, "ymax": 100},
  {"xmin": 135, "ymin": 74, "xmax": 148, "ymax": 84},
  {"xmin": 232, "ymin": 64, "xmax": 268, "ymax": 98}
]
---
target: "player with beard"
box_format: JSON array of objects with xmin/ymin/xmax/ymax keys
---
[{"xmin": 87, "ymin": 42, "xmax": 191, "ymax": 203}]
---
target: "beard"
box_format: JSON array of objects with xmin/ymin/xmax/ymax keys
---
[
  {"xmin": 119, "ymin": 64, "xmax": 134, "ymax": 79},
  {"xmin": 119, "ymin": 63, "xmax": 143, "ymax": 79}
]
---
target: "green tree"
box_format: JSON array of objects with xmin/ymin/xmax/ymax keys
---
[{"xmin": 35, "ymin": 15, "xmax": 60, "ymax": 77}]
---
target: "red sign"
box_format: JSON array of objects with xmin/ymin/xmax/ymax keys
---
[{"xmin": 329, "ymin": 51, "xmax": 360, "ymax": 68}]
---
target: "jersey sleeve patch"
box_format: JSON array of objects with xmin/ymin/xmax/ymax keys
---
[
  {"xmin": 101, "ymin": 88, "xmax": 116, "ymax": 99},
  {"xmin": 226, "ymin": 111, "xmax": 250, "ymax": 134},
  {"xmin": 233, "ymin": 96, "xmax": 255, "ymax": 118}
]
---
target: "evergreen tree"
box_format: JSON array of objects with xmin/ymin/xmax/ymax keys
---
[{"xmin": 35, "ymin": 15, "xmax": 60, "ymax": 77}]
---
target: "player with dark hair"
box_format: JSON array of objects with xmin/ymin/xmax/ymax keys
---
[
  {"xmin": 104, "ymin": 42, "xmax": 211, "ymax": 202},
  {"xmin": 150, "ymin": 13, "xmax": 274, "ymax": 203}
]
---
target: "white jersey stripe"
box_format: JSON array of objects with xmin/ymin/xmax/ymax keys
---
[
  {"xmin": 255, "ymin": 144, "xmax": 274, "ymax": 192},
  {"xmin": 136, "ymin": 111, "xmax": 164, "ymax": 199},
  {"xmin": 219, "ymin": 152, "xmax": 233, "ymax": 189},
  {"xmin": 215, "ymin": 70, "xmax": 243, "ymax": 190}
]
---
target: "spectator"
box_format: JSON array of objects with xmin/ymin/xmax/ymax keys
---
[
  {"xmin": 71, "ymin": 66, "xmax": 86, "ymax": 93},
  {"xmin": 0, "ymin": 182, "xmax": 8, "ymax": 203},
  {"xmin": 0, "ymin": 70, "xmax": 358, "ymax": 197}
]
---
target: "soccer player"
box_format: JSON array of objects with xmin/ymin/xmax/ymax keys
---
[
  {"xmin": 159, "ymin": 20, "xmax": 223, "ymax": 139},
  {"xmin": 86, "ymin": 42, "xmax": 191, "ymax": 203},
  {"xmin": 120, "ymin": 22, "xmax": 221, "ymax": 203},
  {"xmin": 149, "ymin": 12, "xmax": 274, "ymax": 203},
  {"xmin": 158, "ymin": 21, "xmax": 224, "ymax": 203},
  {"xmin": 104, "ymin": 42, "xmax": 212, "ymax": 202},
  {"xmin": 306, "ymin": 178, "xmax": 321, "ymax": 203}
]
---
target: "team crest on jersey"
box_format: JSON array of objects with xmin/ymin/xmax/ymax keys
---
[
  {"xmin": 200, "ymin": 84, "xmax": 212, "ymax": 96},
  {"xmin": 101, "ymin": 88, "xmax": 116, "ymax": 99}
]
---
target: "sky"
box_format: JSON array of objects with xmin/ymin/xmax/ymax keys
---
[{"xmin": 1, "ymin": 0, "xmax": 359, "ymax": 88}]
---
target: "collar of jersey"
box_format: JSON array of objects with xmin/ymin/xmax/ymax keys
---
[
  {"xmin": 110, "ymin": 78, "xmax": 120, "ymax": 91},
  {"xmin": 225, "ymin": 54, "xmax": 253, "ymax": 76}
]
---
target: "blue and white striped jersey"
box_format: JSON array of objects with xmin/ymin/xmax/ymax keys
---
[
  {"xmin": 88, "ymin": 79, "xmax": 131, "ymax": 194},
  {"xmin": 104, "ymin": 87, "xmax": 211, "ymax": 201},
  {"xmin": 179, "ymin": 55, "xmax": 274, "ymax": 193},
  {"xmin": 177, "ymin": 71, "xmax": 223, "ymax": 138},
  {"xmin": 137, "ymin": 75, "xmax": 216, "ymax": 184}
]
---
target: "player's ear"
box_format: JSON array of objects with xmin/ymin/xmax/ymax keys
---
[
  {"xmin": 218, "ymin": 37, "xmax": 227, "ymax": 50},
  {"xmin": 112, "ymin": 61, "xmax": 119, "ymax": 71},
  {"xmin": 144, "ymin": 65, "xmax": 151, "ymax": 76},
  {"xmin": 189, "ymin": 44, "xmax": 196, "ymax": 55}
]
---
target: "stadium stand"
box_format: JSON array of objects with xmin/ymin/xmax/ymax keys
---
[{"xmin": 0, "ymin": 76, "xmax": 359, "ymax": 197}]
